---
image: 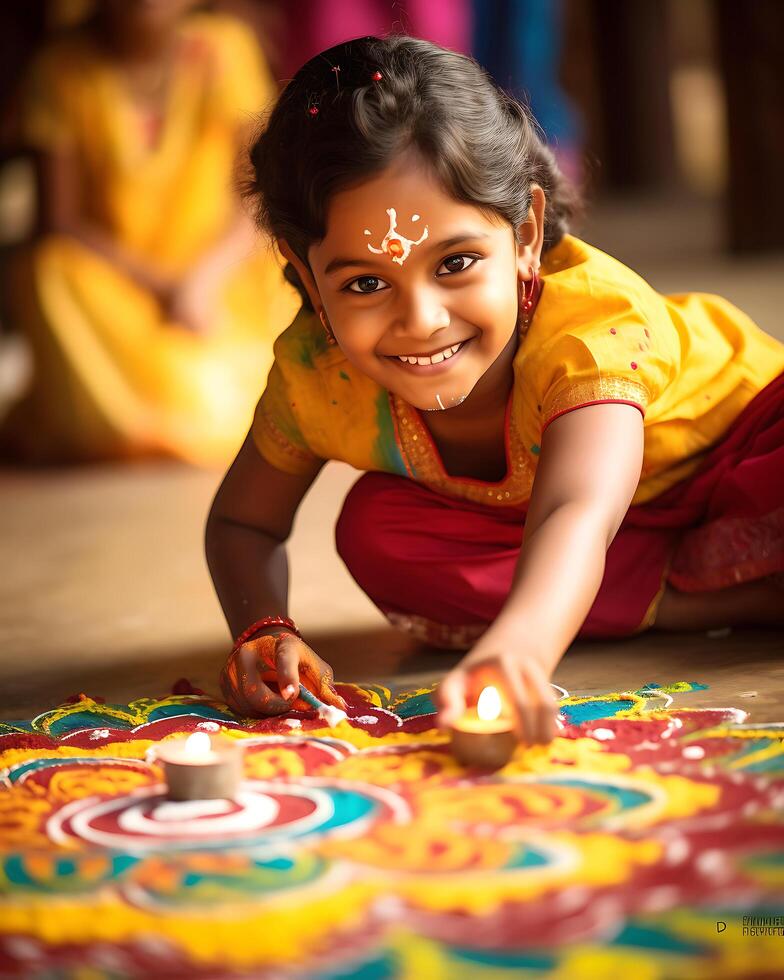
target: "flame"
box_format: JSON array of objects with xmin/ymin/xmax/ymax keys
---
[
  {"xmin": 476, "ymin": 686, "xmax": 502, "ymax": 722},
  {"xmin": 184, "ymin": 731, "xmax": 212, "ymax": 757}
]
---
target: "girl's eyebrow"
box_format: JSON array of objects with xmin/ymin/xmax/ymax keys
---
[{"xmin": 323, "ymin": 231, "xmax": 492, "ymax": 277}]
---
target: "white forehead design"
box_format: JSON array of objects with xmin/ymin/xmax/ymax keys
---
[{"xmin": 364, "ymin": 208, "xmax": 429, "ymax": 266}]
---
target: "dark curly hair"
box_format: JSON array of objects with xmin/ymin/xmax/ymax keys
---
[{"xmin": 247, "ymin": 35, "xmax": 582, "ymax": 310}]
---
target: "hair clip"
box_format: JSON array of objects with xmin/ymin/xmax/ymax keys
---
[
  {"xmin": 371, "ymin": 70, "xmax": 383, "ymax": 82},
  {"xmin": 307, "ymin": 105, "xmax": 319, "ymax": 117}
]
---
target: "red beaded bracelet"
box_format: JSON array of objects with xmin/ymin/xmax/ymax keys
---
[{"xmin": 232, "ymin": 616, "xmax": 301, "ymax": 654}]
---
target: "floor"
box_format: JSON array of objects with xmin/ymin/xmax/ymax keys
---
[{"xmin": 1, "ymin": 195, "xmax": 783, "ymax": 723}]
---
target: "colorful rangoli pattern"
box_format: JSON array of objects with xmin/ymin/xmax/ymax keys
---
[{"xmin": 1, "ymin": 680, "xmax": 784, "ymax": 978}]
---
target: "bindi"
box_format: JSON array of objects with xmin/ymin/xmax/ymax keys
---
[{"xmin": 364, "ymin": 209, "xmax": 428, "ymax": 266}]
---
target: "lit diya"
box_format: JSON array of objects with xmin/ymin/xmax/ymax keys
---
[
  {"xmin": 155, "ymin": 731, "xmax": 244, "ymax": 801},
  {"xmin": 450, "ymin": 685, "xmax": 517, "ymax": 770}
]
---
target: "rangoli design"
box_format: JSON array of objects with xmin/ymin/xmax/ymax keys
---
[{"xmin": 1, "ymin": 680, "xmax": 783, "ymax": 977}]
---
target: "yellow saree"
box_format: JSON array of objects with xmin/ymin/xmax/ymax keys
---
[{"xmin": 5, "ymin": 13, "xmax": 299, "ymax": 464}]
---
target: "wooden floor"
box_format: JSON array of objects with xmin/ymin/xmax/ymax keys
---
[{"xmin": 2, "ymin": 196, "xmax": 783, "ymax": 723}]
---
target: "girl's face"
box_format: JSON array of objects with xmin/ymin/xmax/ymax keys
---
[{"xmin": 285, "ymin": 153, "xmax": 544, "ymax": 413}]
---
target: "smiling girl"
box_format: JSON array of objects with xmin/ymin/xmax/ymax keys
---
[{"xmin": 206, "ymin": 36, "xmax": 784, "ymax": 738}]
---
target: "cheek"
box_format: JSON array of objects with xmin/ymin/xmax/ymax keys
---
[
  {"xmin": 464, "ymin": 277, "xmax": 518, "ymax": 345},
  {"xmin": 333, "ymin": 322, "xmax": 386, "ymax": 370}
]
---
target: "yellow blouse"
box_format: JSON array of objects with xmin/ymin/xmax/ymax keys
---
[{"xmin": 252, "ymin": 235, "xmax": 784, "ymax": 505}]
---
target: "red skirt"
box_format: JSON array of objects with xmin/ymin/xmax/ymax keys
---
[{"xmin": 335, "ymin": 374, "xmax": 784, "ymax": 646}]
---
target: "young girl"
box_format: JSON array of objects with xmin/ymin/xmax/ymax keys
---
[{"xmin": 207, "ymin": 36, "xmax": 784, "ymax": 740}]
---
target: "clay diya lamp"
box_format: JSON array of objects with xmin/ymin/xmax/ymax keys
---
[
  {"xmin": 155, "ymin": 731, "xmax": 244, "ymax": 801},
  {"xmin": 450, "ymin": 685, "xmax": 517, "ymax": 770}
]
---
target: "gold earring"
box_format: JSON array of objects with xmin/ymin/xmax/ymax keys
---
[
  {"xmin": 318, "ymin": 308, "xmax": 337, "ymax": 345},
  {"xmin": 517, "ymin": 269, "xmax": 540, "ymax": 336}
]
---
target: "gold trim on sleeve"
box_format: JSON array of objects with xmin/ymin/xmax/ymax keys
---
[
  {"xmin": 257, "ymin": 409, "xmax": 318, "ymax": 466},
  {"xmin": 543, "ymin": 377, "xmax": 649, "ymax": 425}
]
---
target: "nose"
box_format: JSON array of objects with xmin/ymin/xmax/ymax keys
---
[{"xmin": 393, "ymin": 287, "xmax": 450, "ymax": 340}]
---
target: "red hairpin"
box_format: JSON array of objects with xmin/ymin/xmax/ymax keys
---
[
  {"xmin": 308, "ymin": 105, "xmax": 319, "ymax": 117},
  {"xmin": 371, "ymin": 70, "xmax": 383, "ymax": 82}
]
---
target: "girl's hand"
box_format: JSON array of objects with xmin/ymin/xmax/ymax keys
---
[
  {"xmin": 437, "ymin": 640, "xmax": 559, "ymax": 744},
  {"xmin": 220, "ymin": 631, "xmax": 347, "ymax": 718}
]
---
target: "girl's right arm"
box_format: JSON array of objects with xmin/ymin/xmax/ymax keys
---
[{"xmin": 205, "ymin": 433, "xmax": 344, "ymax": 716}]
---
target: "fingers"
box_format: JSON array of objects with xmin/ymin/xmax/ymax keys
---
[
  {"xmin": 243, "ymin": 634, "xmax": 278, "ymax": 671},
  {"xmin": 523, "ymin": 659, "xmax": 558, "ymax": 743},
  {"xmin": 501, "ymin": 660, "xmax": 538, "ymax": 743},
  {"xmin": 436, "ymin": 670, "xmax": 467, "ymax": 728},
  {"xmin": 317, "ymin": 675, "xmax": 348, "ymax": 710},
  {"xmin": 297, "ymin": 646, "xmax": 346, "ymax": 709},
  {"xmin": 222, "ymin": 669, "xmax": 289, "ymax": 717},
  {"xmin": 314, "ymin": 660, "xmax": 347, "ymax": 710},
  {"xmin": 307, "ymin": 662, "xmax": 346, "ymax": 710},
  {"xmin": 220, "ymin": 647, "xmax": 289, "ymax": 717},
  {"xmin": 500, "ymin": 658, "xmax": 558, "ymax": 744},
  {"xmin": 221, "ymin": 634, "xmax": 345, "ymax": 719},
  {"xmin": 275, "ymin": 637, "xmax": 301, "ymax": 701},
  {"xmin": 244, "ymin": 680, "xmax": 291, "ymax": 716},
  {"xmin": 436, "ymin": 654, "xmax": 558, "ymax": 745},
  {"xmin": 219, "ymin": 661, "xmax": 245, "ymax": 713}
]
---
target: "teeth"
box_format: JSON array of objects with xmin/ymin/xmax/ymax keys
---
[{"xmin": 396, "ymin": 342, "xmax": 464, "ymax": 366}]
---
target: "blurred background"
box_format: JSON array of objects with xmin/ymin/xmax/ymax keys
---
[{"xmin": 0, "ymin": 0, "xmax": 782, "ymax": 715}]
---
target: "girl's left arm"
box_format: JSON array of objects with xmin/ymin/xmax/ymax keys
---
[{"xmin": 438, "ymin": 402, "xmax": 645, "ymax": 742}]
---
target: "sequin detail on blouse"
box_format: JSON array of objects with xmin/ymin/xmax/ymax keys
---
[{"xmin": 390, "ymin": 393, "xmax": 535, "ymax": 507}]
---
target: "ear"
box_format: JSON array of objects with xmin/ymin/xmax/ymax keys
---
[
  {"xmin": 515, "ymin": 184, "xmax": 546, "ymax": 278},
  {"xmin": 278, "ymin": 239, "xmax": 323, "ymax": 312}
]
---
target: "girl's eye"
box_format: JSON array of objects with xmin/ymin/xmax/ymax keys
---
[
  {"xmin": 346, "ymin": 275, "xmax": 389, "ymax": 294},
  {"xmin": 437, "ymin": 254, "xmax": 478, "ymax": 276}
]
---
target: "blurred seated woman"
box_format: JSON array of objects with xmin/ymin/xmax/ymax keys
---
[{"xmin": 2, "ymin": 0, "xmax": 298, "ymax": 464}]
